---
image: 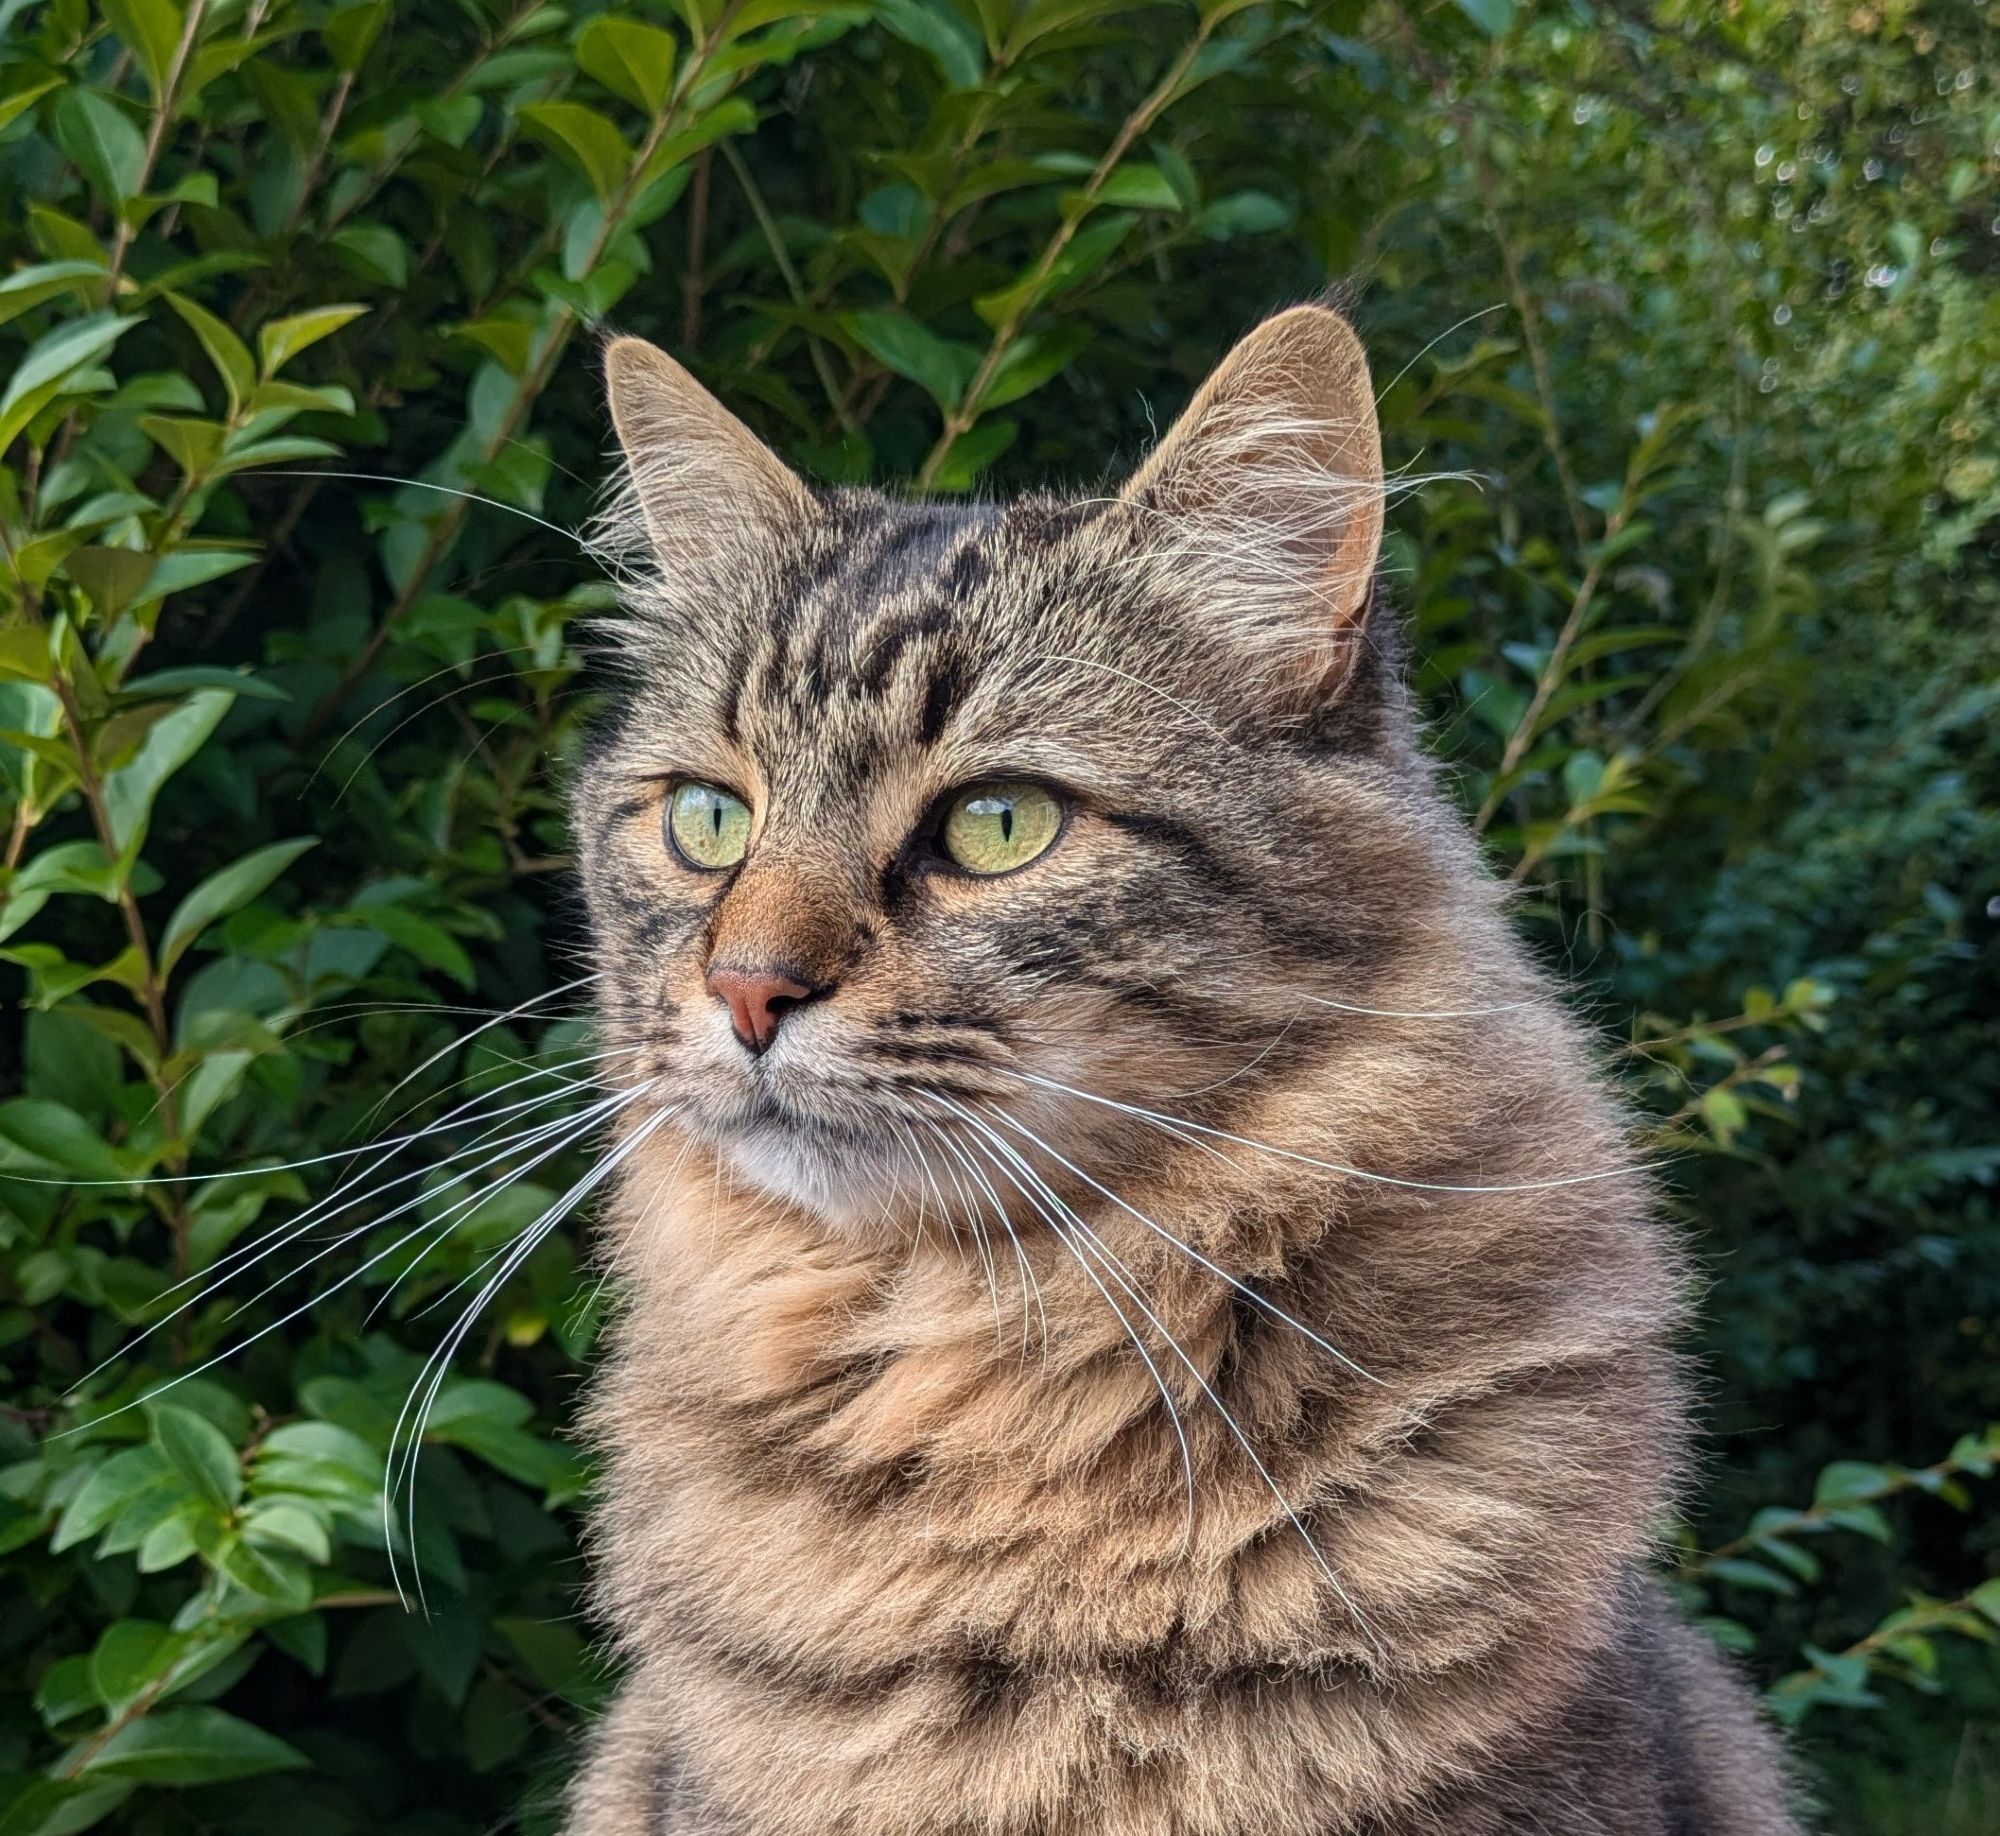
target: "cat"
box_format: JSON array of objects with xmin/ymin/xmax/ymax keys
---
[{"xmin": 562, "ymin": 305, "xmax": 1803, "ymax": 1834}]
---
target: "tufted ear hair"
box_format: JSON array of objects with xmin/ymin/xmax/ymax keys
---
[
  {"xmin": 601, "ymin": 336, "xmax": 811, "ymax": 579},
  {"xmin": 1119, "ymin": 304, "xmax": 1385, "ymax": 699}
]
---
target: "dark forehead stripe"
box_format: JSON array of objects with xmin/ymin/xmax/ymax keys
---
[{"xmin": 744, "ymin": 501, "xmax": 1000, "ymax": 738}]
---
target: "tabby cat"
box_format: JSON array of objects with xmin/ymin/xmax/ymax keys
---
[{"xmin": 564, "ymin": 306, "xmax": 1803, "ymax": 1834}]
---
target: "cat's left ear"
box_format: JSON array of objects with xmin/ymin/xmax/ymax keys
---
[
  {"xmin": 1120, "ymin": 304, "xmax": 1384, "ymax": 699},
  {"xmin": 603, "ymin": 335, "xmax": 809, "ymax": 576}
]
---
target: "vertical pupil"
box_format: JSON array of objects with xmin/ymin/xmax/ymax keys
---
[
  {"xmin": 999, "ymin": 804, "xmax": 1013, "ymax": 843},
  {"xmin": 708, "ymin": 798, "xmax": 721, "ymax": 838}
]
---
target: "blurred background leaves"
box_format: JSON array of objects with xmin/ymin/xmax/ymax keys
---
[{"xmin": 0, "ymin": 0, "xmax": 1996, "ymax": 1828}]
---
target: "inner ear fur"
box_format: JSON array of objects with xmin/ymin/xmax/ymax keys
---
[
  {"xmin": 1120, "ymin": 304, "xmax": 1385, "ymax": 695},
  {"xmin": 602, "ymin": 336, "xmax": 810, "ymax": 571}
]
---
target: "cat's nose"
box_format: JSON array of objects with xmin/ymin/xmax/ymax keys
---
[{"xmin": 705, "ymin": 963, "xmax": 818, "ymax": 1055}]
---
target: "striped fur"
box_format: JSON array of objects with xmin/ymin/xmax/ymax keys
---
[{"xmin": 564, "ymin": 311, "xmax": 1803, "ymax": 1833}]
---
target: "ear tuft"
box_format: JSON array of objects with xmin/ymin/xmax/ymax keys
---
[
  {"xmin": 1120, "ymin": 305, "xmax": 1385, "ymax": 698},
  {"xmin": 600, "ymin": 336, "xmax": 809, "ymax": 581}
]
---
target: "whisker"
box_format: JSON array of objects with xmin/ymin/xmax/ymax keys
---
[
  {"xmin": 1002, "ymin": 1069, "xmax": 1665, "ymax": 1195},
  {"xmin": 1300, "ymin": 994, "xmax": 1537, "ymax": 1020},
  {"xmin": 386, "ymin": 1099, "xmax": 674, "ymax": 1611},
  {"xmin": 935, "ymin": 1094, "xmax": 1382, "ymax": 1652},
  {"xmin": 63, "ymin": 1062, "xmax": 632, "ymax": 1393},
  {"xmin": 922, "ymin": 1095, "xmax": 1197, "ymax": 1544},
  {"xmin": 1059, "ymin": 1201, "xmax": 1385, "ymax": 1663},
  {"xmin": 933, "ymin": 1121, "xmax": 1051, "ymax": 1363},
  {"xmin": 268, "ymin": 469, "xmax": 584, "ymax": 547},
  {"xmin": 981, "ymin": 1104, "xmax": 1380, "ymax": 1385},
  {"xmin": 60, "ymin": 1082, "xmax": 658, "ymax": 1437},
  {"xmin": 917, "ymin": 1115, "xmax": 1044, "ymax": 1359}
]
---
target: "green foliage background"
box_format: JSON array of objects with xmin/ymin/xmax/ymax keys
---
[{"xmin": 0, "ymin": 0, "xmax": 1995, "ymax": 1828}]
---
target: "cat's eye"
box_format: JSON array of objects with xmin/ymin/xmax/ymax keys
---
[
  {"xmin": 940, "ymin": 781, "xmax": 1063, "ymax": 876},
  {"xmin": 666, "ymin": 781, "xmax": 751, "ymax": 871}
]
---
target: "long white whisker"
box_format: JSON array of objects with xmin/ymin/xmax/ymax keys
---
[
  {"xmin": 269, "ymin": 469, "xmax": 584, "ymax": 546},
  {"xmin": 923, "ymin": 1096, "xmax": 1196, "ymax": 1544},
  {"xmin": 1059, "ymin": 1199, "xmax": 1385, "ymax": 1662},
  {"xmin": 60, "ymin": 1084, "xmax": 656, "ymax": 1437},
  {"xmin": 966, "ymin": 1136, "xmax": 1044, "ymax": 1360},
  {"xmin": 982, "ymin": 1104, "xmax": 1380, "ymax": 1385},
  {"xmin": 920, "ymin": 1115, "xmax": 1045, "ymax": 1359},
  {"xmin": 62, "ymin": 1069, "xmax": 628, "ymax": 1397},
  {"xmin": 387, "ymin": 1101, "xmax": 673, "ymax": 1611},
  {"xmin": 1301, "ymin": 994, "xmax": 1536, "ymax": 1020},
  {"xmin": 1004, "ymin": 1069, "xmax": 1662, "ymax": 1194},
  {"xmin": 936, "ymin": 1094, "xmax": 1381, "ymax": 1652}
]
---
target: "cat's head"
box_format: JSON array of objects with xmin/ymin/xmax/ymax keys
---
[{"xmin": 574, "ymin": 306, "xmax": 1454, "ymax": 1226}]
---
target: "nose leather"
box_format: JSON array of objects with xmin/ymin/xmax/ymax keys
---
[{"xmin": 706, "ymin": 964, "xmax": 816, "ymax": 1055}]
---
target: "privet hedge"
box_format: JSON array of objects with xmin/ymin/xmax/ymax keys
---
[{"xmin": 1, "ymin": 0, "xmax": 1996, "ymax": 1830}]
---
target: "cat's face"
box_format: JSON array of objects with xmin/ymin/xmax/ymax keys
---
[{"xmin": 575, "ymin": 308, "xmax": 1420, "ymax": 1226}]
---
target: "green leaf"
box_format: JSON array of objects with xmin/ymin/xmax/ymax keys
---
[
  {"xmin": 360, "ymin": 905, "xmax": 476, "ymax": 987},
  {"xmin": 76, "ymin": 1707, "xmax": 307, "ymax": 1785},
  {"xmin": 1195, "ymin": 189, "xmax": 1291, "ymax": 239},
  {"xmin": 576, "ymin": 15, "xmax": 678, "ymax": 113},
  {"xmin": 0, "ymin": 75, "xmax": 63, "ymax": 137},
  {"xmin": 160, "ymin": 838, "xmax": 318, "ymax": 973},
  {"xmin": 103, "ymin": 0, "xmax": 186, "ymax": 97},
  {"xmin": 1452, "ymin": 0, "xmax": 1514, "ymax": 33},
  {"xmin": 0, "ymin": 1775, "xmax": 135, "ymax": 1836},
  {"xmin": 50, "ymin": 1447, "xmax": 174, "ymax": 1554},
  {"xmin": 1814, "ymin": 1461, "xmax": 1894, "ymax": 1508},
  {"xmin": 34, "ymin": 1654, "xmax": 99, "ymax": 1728},
  {"xmin": 0, "ymin": 260, "xmax": 109, "ymax": 330},
  {"xmin": 329, "ymin": 223, "xmax": 410, "ymax": 289},
  {"xmin": 257, "ymin": 303, "xmax": 368, "ymax": 377},
  {"xmin": 1093, "ymin": 164, "xmax": 1182, "ymax": 211},
  {"xmin": 0, "ymin": 315, "xmax": 138, "ymax": 452},
  {"xmin": 841, "ymin": 309, "xmax": 977, "ymax": 411},
  {"xmin": 322, "ymin": 0, "xmax": 389, "ymax": 70},
  {"xmin": 120, "ymin": 666, "xmax": 288, "ymax": 704},
  {"xmin": 164, "ymin": 292, "xmax": 257, "ymax": 417},
  {"xmin": 151, "ymin": 1404, "xmax": 243, "ymax": 1510},
  {"xmin": 1708, "ymin": 1557, "xmax": 1798, "ymax": 1597},
  {"xmin": 981, "ymin": 324, "xmax": 1089, "ymax": 411},
  {"xmin": 927, "ymin": 416, "xmax": 1015, "ymax": 492},
  {"xmin": 872, "ymin": 0, "xmax": 983, "ymax": 86},
  {"xmin": 518, "ymin": 102, "xmax": 632, "ymax": 204},
  {"xmin": 0, "ymin": 1099, "xmax": 129, "ymax": 1182},
  {"xmin": 89, "ymin": 1622, "xmax": 177, "ymax": 1714},
  {"xmin": 138, "ymin": 414, "xmax": 226, "ymax": 476},
  {"xmin": 101, "ymin": 688, "xmax": 234, "ymax": 859},
  {"xmin": 64, "ymin": 546, "xmax": 157, "ymax": 618},
  {"xmin": 51, "ymin": 90, "xmax": 147, "ymax": 206}
]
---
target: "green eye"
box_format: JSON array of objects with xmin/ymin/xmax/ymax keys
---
[
  {"xmin": 940, "ymin": 781, "xmax": 1063, "ymax": 876},
  {"xmin": 667, "ymin": 781, "xmax": 752, "ymax": 870}
]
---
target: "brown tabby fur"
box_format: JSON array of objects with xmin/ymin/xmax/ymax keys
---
[{"xmin": 563, "ymin": 307, "xmax": 1804, "ymax": 1833}]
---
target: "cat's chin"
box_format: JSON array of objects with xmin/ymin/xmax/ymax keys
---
[{"xmin": 719, "ymin": 1112, "xmax": 913, "ymax": 1231}]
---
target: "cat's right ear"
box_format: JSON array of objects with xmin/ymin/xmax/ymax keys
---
[
  {"xmin": 603, "ymin": 336, "xmax": 809, "ymax": 569},
  {"xmin": 1118, "ymin": 305, "xmax": 1384, "ymax": 703}
]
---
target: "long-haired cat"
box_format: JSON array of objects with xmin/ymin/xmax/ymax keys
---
[{"xmin": 564, "ymin": 305, "xmax": 1802, "ymax": 1834}]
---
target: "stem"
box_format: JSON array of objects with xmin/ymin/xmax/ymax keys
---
[
  {"xmin": 718, "ymin": 141, "xmax": 855, "ymax": 436},
  {"xmin": 49, "ymin": 672, "xmax": 187, "ymax": 1270},
  {"xmin": 102, "ymin": 0, "xmax": 208, "ymax": 303},
  {"xmin": 1474, "ymin": 506, "xmax": 1625, "ymax": 835},
  {"xmin": 1685, "ymin": 1445, "xmax": 1987, "ymax": 1579},
  {"xmin": 1481, "ymin": 178, "xmax": 1592, "ymax": 555},
  {"xmin": 913, "ymin": 17, "xmax": 1218, "ymax": 490},
  {"xmin": 680, "ymin": 148, "xmax": 712, "ymax": 352}
]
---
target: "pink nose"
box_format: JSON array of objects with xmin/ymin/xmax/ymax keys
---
[{"xmin": 705, "ymin": 964, "xmax": 815, "ymax": 1055}]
